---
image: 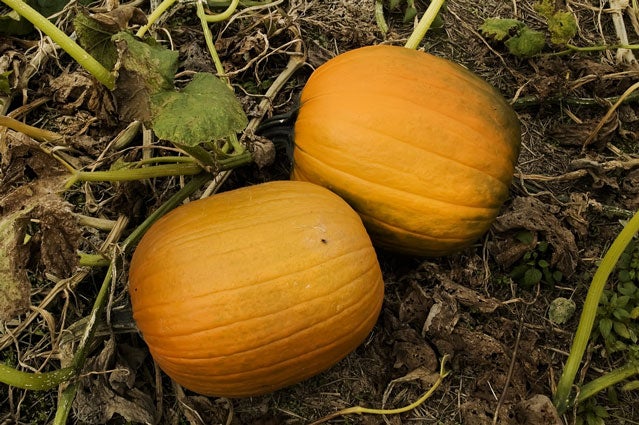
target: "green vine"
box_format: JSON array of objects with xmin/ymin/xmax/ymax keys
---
[{"xmin": 554, "ymin": 210, "xmax": 639, "ymax": 414}]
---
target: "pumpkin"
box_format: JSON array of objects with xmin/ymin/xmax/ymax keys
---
[
  {"xmin": 128, "ymin": 180, "xmax": 384, "ymax": 398},
  {"xmin": 292, "ymin": 45, "xmax": 521, "ymax": 256}
]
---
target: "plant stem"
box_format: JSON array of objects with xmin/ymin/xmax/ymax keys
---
[
  {"xmin": 574, "ymin": 361, "xmax": 639, "ymax": 406},
  {"xmin": 194, "ymin": 0, "xmax": 247, "ymax": 157},
  {"xmin": 554, "ymin": 210, "xmax": 639, "ymax": 414},
  {"xmin": 404, "ymin": 0, "xmax": 446, "ymax": 50},
  {"xmin": 0, "ymin": 0, "xmax": 115, "ymax": 89},
  {"xmin": 374, "ymin": 0, "xmax": 389, "ymax": 35},
  {"xmin": 136, "ymin": 0, "xmax": 179, "ymax": 38},
  {"xmin": 196, "ymin": 0, "xmax": 227, "ymax": 78},
  {"xmin": 0, "ymin": 115, "xmax": 64, "ymax": 142},
  {"xmin": 202, "ymin": 0, "xmax": 239, "ymax": 22},
  {"xmin": 0, "ymin": 364, "xmax": 76, "ymax": 390},
  {"xmin": 53, "ymin": 383, "xmax": 77, "ymax": 425},
  {"xmin": 78, "ymin": 252, "xmax": 110, "ymax": 268},
  {"xmin": 309, "ymin": 355, "xmax": 450, "ymax": 425},
  {"xmin": 66, "ymin": 163, "xmax": 204, "ymax": 188}
]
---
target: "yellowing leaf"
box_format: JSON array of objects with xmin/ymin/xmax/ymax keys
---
[
  {"xmin": 480, "ymin": 18, "xmax": 523, "ymax": 41},
  {"xmin": 547, "ymin": 10, "xmax": 577, "ymax": 45}
]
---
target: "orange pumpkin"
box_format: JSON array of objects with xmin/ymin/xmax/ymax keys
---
[
  {"xmin": 128, "ymin": 180, "xmax": 384, "ymax": 397},
  {"xmin": 292, "ymin": 45, "xmax": 521, "ymax": 256}
]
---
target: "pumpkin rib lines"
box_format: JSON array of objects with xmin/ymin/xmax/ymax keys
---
[
  {"xmin": 154, "ymin": 202, "xmax": 347, "ymax": 256},
  {"xmin": 153, "ymin": 271, "xmax": 382, "ymax": 366},
  {"xmin": 358, "ymin": 211, "xmax": 476, "ymax": 243},
  {"xmin": 298, "ymin": 95, "xmax": 517, "ymax": 174},
  {"xmin": 303, "ymin": 116, "xmax": 512, "ymax": 190},
  {"xmin": 133, "ymin": 245, "xmax": 375, "ymax": 320},
  {"xmin": 160, "ymin": 307, "xmax": 381, "ymax": 386},
  {"xmin": 294, "ymin": 148, "xmax": 503, "ymax": 212}
]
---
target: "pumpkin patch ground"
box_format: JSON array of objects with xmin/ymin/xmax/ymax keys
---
[{"xmin": 2, "ymin": 0, "xmax": 639, "ymax": 424}]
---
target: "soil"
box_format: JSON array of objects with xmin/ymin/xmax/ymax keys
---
[{"xmin": 2, "ymin": 0, "xmax": 639, "ymax": 424}]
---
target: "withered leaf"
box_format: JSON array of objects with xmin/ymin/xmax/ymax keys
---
[
  {"xmin": 74, "ymin": 337, "xmax": 155, "ymax": 424},
  {"xmin": 492, "ymin": 196, "xmax": 579, "ymax": 276},
  {"xmin": 0, "ymin": 137, "xmax": 80, "ymax": 321},
  {"xmin": 0, "ymin": 174, "xmax": 78, "ymax": 321}
]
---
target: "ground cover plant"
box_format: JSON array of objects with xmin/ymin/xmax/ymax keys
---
[{"xmin": 2, "ymin": 0, "xmax": 639, "ymax": 424}]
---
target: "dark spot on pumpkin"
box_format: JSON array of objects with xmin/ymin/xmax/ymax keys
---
[{"xmin": 321, "ymin": 238, "xmax": 327, "ymax": 244}]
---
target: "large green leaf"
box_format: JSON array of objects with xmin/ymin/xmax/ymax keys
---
[{"xmin": 150, "ymin": 73, "xmax": 248, "ymax": 146}]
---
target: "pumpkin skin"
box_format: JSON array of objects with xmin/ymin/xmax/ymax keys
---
[
  {"xmin": 292, "ymin": 45, "xmax": 521, "ymax": 256},
  {"xmin": 128, "ymin": 180, "xmax": 384, "ymax": 398}
]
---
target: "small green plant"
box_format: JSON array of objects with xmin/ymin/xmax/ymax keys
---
[
  {"xmin": 576, "ymin": 398, "xmax": 610, "ymax": 425},
  {"xmin": 508, "ymin": 231, "xmax": 563, "ymax": 288}
]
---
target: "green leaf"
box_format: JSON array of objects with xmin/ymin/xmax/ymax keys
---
[
  {"xmin": 480, "ymin": 18, "xmax": 523, "ymax": 41},
  {"xmin": 403, "ymin": 0, "xmax": 417, "ymax": 23},
  {"xmin": 615, "ymin": 295, "xmax": 631, "ymax": 309},
  {"xmin": 523, "ymin": 267, "xmax": 543, "ymax": 286},
  {"xmin": 629, "ymin": 306, "xmax": 639, "ymax": 320},
  {"xmin": 505, "ymin": 27, "xmax": 546, "ymax": 57},
  {"xmin": 592, "ymin": 405, "xmax": 609, "ymax": 419},
  {"xmin": 534, "ymin": 0, "xmax": 554, "ymax": 18},
  {"xmin": 613, "ymin": 321, "xmax": 631, "ymax": 339},
  {"xmin": 151, "ymin": 73, "xmax": 248, "ymax": 146},
  {"xmin": 0, "ymin": 0, "xmax": 82, "ymax": 36},
  {"xmin": 538, "ymin": 241, "xmax": 549, "ymax": 253},
  {"xmin": 613, "ymin": 308, "xmax": 630, "ymax": 320},
  {"xmin": 552, "ymin": 270, "xmax": 563, "ymax": 282},
  {"xmin": 74, "ymin": 10, "xmax": 118, "ymax": 70},
  {"xmin": 0, "ymin": 9, "xmax": 34, "ymax": 35},
  {"xmin": 548, "ymin": 297, "xmax": 576, "ymax": 325},
  {"xmin": 599, "ymin": 318, "xmax": 612, "ymax": 338},
  {"xmin": 618, "ymin": 281, "xmax": 637, "ymax": 296}
]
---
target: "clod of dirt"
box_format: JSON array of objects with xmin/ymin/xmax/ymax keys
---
[
  {"xmin": 514, "ymin": 394, "xmax": 562, "ymax": 425},
  {"xmin": 548, "ymin": 297, "xmax": 577, "ymax": 325}
]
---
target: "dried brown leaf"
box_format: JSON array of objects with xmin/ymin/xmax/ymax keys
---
[{"xmin": 493, "ymin": 196, "xmax": 579, "ymax": 276}]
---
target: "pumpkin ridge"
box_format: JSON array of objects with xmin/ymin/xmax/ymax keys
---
[
  {"xmin": 163, "ymin": 211, "xmax": 342, "ymax": 254},
  {"xmin": 303, "ymin": 79, "xmax": 512, "ymax": 133},
  {"xmin": 142, "ymin": 190, "xmax": 345, "ymax": 240},
  {"xmin": 297, "ymin": 115, "xmax": 515, "ymax": 187},
  {"xmin": 154, "ymin": 283, "xmax": 382, "ymax": 375},
  {"xmin": 132, "ymin": 244, "xmax": 376, "ymax": 319},
  {"xmin": 357, "ymin": 210, "xmax": 482, "ymax": 243},
  {"xmin": 297, "ymin": 95, "xmax": 518, "ymax": 170},
  {"xmin": 294, "ymin": 148, "xmax": 506, "ymax": 211}
]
